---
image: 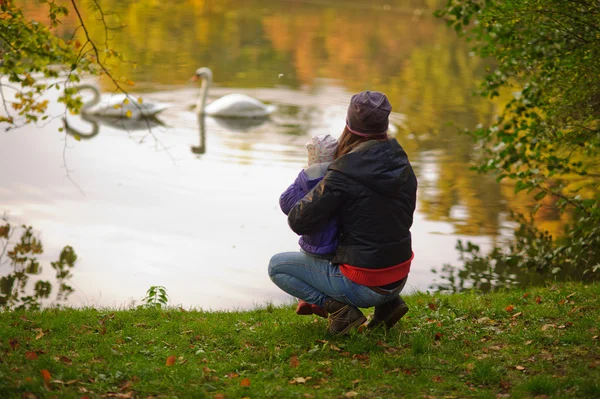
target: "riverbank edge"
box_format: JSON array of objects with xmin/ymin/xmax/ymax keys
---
[{"xmin": 1, "ymin": 282, "xmax": 599, "ymax": 398}]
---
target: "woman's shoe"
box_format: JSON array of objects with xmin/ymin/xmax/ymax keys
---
[
  {"xmin": 324, "ymin": 298, "xmax": 366, "ymax": 335},
  {"xmin": 310, "ymin": 304, "xmax": 328, "ymax": 318},
  {"xmin": 296, "ymin": 301, "xmax": 328, "ymax": 318},
  {"xmin": 296, "ymin": 300, "xmax": 313, "ymax": 315},
  {"xmin": 366, "ymin": 296, "xmax": 409, "ymax": 330}
]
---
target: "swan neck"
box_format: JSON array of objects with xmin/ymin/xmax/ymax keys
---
[
  {"xmin": 77, "ymin": 84, "xmax": 101, "ymax": 112},
  {"xmin": 197, "ymin": 72, "xmax": 212, "ymax": 114}
]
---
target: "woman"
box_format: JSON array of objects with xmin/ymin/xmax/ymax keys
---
[{"xmin": 268, "ymin": 91, "xmax": 417, "ymax": 335}]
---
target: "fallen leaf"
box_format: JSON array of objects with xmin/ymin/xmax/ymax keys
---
[
  {"xmin": 434, "ymin": 332, "xmax": 443, "ymax": 341},
  {"xmin": 214, "ymin": 394, "xmax": 225, "ymax": 399},
  {"xmin": 58, "ymin": 356, "xmax": 72, "ymax": 364},
  {"xmin": 558, "ymin": 300, "xmax": 565, "ymax": 305},
  {"xmin": 505, "ymin": 305, "xmax": 515, "ymax": 312},
  {"xmin": 592, "ymin": 336, "xmax": 598, "ymax": 340},
  {"xmin": 525, "ymin": 340, "xmax": 533, "ymax": 345},
  {"xmin": 165, "ymin": 356, "xmax": 176, "ymax": 366},
  {"xmin": 240, "ymin": 377, "xmax": 251, "ymax": 387},
  {"xmin": 21, "ymin": 393, "xmax": 37, "ymax": 399},
  {"xmin": 345, "ymin": 391, "xmax": 358, "ymax": 398},
  {"xmin": 522, "ymin": 293, "xmax": 529, "ymax": 299},
  {"xmin": 432, "ymin": 375, "xmax": 443, "ymax": 383},
  {"xmin": 41, "ymin": 369, "xmax": 52, "ymax": 381},
  {"xmin": 9, "ymin": 339, "xmax": 19, "ymax": 350},
  {"xmin": 119, "ymin": 380, "xmax": 132, "ymax": 391},
  {"xmin": 428, "ymin": 303, "xmax": 437, "ymax": 311},
  {"xmin": 535, "ymin": 296, "xmax": 542, "ymax": 304},
  {"xmin": 290, "ymin": 355, "xmax": 300, "ymax": 368},
  {"xmin": 26, "ymin": 351, "xmax": 38, "ymax": 360},
  {"xmin": 541, "ymin": 324, "xmax": 555, "ymax": 331},
  {"xmin": 352, "ymin": 379, "xmax": 361, "ymax": 385},
  {"xmin": 511, "ymin": 312, "xmax": 523, "ymax": 318},
  {"xmin": 515, "ymin": 365, "xmax": 525, "ymax": 371},
  {"xmin": 34, "ymin": 328, "xmax": 45, "ymax": 340},
  {"xmin": 289, "ymin": 377, "xmax": 307, "ymax": 384},
  {"xmin": 226, "ymin": 372, "xmax": 239, "ymax": 379},
  {"xmin": 566, "ymin": 293, "xmax": 576, "ymax": 299}
]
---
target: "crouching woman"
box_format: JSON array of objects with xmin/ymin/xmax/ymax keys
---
[{"xmin": 268, "ymin": 91, "xmax": 418, "ymax": 335}]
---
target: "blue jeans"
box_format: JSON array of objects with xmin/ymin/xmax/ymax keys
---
[{"xmin": 268, "ymin": 251, "xmax": 406, "ymax": 308}]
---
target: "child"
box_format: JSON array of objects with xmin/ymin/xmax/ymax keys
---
[{"xmin": 279, "ymin": 134, "xmax": 339, "ymax": 318}]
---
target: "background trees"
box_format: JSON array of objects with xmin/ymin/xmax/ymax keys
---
[{"xmin": 436, "ymin": 0, "xmax": 600, "ymax": 286}]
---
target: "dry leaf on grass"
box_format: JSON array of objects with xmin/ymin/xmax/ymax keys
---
[
  {"xmin": 40, "ymin": 369, "xmax": 51, "ymax": 381},
  {"xmin": 25, "ymin": 351, "xmax": 38, "ymax": 360},
  {"xmin": 165, "ymin": 356, "xmax": 176, "ymax": 366},
  {"xmin": 240, "ymin": 377, "xmax": 251, "ymax": 387},
  {"xmin": 290, "ymin": 355, "xmax": 300, "ymax": 368},
  {"xmin": 345, "ymin": 391, "xmax": 358, "ymax": 398}
]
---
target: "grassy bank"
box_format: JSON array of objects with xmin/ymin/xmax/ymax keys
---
[{"xmin": 1, "ymin": 283, "xmax": 599, "ymax": 398}]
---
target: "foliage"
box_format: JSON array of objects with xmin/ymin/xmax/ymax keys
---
[
  {"xmin": 436, "ymin": 0, "xmax": 600, "ymax": 280},
  {"xmin": 0, "ymin": 0, "xmax": 133, "ymax": 130},
  {"xmin": 0, "ymin": 215, "xmax": 77, "ymax": 310},
  {"xmin": 142, "ymin": 285, "xmax": 169, "ymax": 308},
  {"xmin": 0, "ymin": 282, "xmax": 598, "ymax": 397}
]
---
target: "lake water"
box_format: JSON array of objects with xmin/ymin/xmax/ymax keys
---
[{"xmin": 1, "ymin": 0, "xmax": 528, "ymax": 309}]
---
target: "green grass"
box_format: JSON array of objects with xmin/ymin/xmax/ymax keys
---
[{"xmin": 0, "ymin": 282, "xmax": 599, "ymax": 398}]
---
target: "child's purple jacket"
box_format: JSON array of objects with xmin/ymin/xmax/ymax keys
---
[{"xmin": 280, "ymin": 162, "xmax": 339, "ymax": 255}]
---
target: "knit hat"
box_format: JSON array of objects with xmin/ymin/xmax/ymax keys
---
[
  {"xmin": 306, "ymin": 134, "xmax": 338, "ymax": 166},
  {"xmin": 346, "ymin": 91, "xmax": 391, "ymax": 137}
]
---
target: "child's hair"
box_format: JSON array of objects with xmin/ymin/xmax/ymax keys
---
[{"xmin": 306, "ymin": 134, "xmax": 338, "ymax": 166}]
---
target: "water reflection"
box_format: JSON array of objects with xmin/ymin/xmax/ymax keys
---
[
  {"xmin": 64, "ymin": 113, "xmax": 167, "ymax": 140},
  {"xmin": 6, "ymin": 0, "xmax": 562, "ymax": 307},
  {"xmin": 190, "ymin": 115, "xmax": 206, "ymax": 155}
]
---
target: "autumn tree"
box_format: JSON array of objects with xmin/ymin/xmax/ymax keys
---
[
  {"xmin": 436, "ymin": 0, "xmax": 600, "ymax": 286},
  {"xmin": 0, "ymin": 0, "xmax": 131, "ymax": 129}
]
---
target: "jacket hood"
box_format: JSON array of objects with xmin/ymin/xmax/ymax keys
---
[{"xmin": 328, "ymin": 139, "xmax": 413, "ymax": 197}]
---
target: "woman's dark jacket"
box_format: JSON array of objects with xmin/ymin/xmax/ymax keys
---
[{"xmin": 287, "ymin": 139, "xmax": 417, "ymax": 268}]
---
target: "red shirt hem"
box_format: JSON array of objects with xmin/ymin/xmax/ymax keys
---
[{"xmin": 339, "ymin": 253, "xmax": 414, "ymax": 286}]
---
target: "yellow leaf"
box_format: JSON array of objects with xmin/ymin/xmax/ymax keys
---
[
  {"xmin": 125, "ymin": 110, "xmax": 132, "ymax": 118},
  {"xmin": 34, "ymin": 328, "xmax": 44, "ymax": 340},
  {"xmin": 166, "ymin": 355, "xmax": 176, "ymax": 366}
]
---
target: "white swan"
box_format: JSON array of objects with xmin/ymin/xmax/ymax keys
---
[
  {"xmin": 192, "ymin": 67, "xmax": 275, "ymax": 118},
  {"xmin": 74, "ymin": 84, "xmax": 170, "ymax": 119}
]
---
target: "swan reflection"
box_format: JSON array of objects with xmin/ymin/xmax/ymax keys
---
[
  {"xmin": 191, "ymin": 114, "xmax": 206, "ymax": 155},
  {"xmin": 63, "ymin": 112, "xmax": 166, "ymax": 140}
]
